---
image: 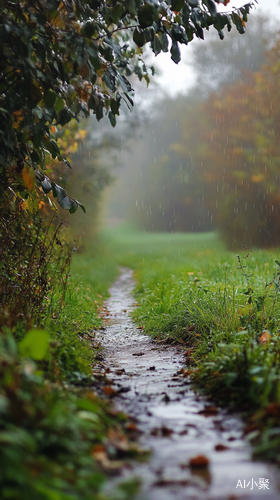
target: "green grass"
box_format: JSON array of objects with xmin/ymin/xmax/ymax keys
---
[
  {"xmin": 103, "ymin": 225, "xmax": 280, "ymax": 462},
  {"xmin": 44, "ymin": 244, "xmax": 119, "ymax": 383},
  {"xmin": 0, "ymin": 238, "xmax": 138, "ymax": 500}
]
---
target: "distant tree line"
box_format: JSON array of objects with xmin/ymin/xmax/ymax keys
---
[{"xmin": 111, "ymin": 15, "xmax": 280, "ymax": 249}]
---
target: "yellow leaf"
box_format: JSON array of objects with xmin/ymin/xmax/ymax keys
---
[{"xmin": 22, "ymin": 166, "xmax": 35, "ymax": 190}]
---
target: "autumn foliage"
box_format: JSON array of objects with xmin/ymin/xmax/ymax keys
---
[{"xmin": 201, "ymin": 34, "xmax": 280, "ymax": 248}]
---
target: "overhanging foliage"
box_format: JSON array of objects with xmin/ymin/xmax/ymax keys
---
[{"xmin": 0, "ymin": 0, "xmax": 255, "ymax": 211}]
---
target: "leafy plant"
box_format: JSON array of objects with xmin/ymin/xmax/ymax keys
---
[{"xmin": 0, "ymin": 193, "xmax": 71, "ymax": 330}]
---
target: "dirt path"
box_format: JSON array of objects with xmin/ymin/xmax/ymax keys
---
[{"xmin": 96, "ymin": 268, "xmax": 280, "ymax": 500}]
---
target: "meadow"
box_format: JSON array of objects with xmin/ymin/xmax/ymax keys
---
[{"xmin": 100, "ymin": 226, "xmax": 280, "ymax": 462}]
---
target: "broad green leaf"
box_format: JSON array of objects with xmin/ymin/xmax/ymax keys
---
[
  {"xmin": 133, "ymin": 28, "xmax": 146, "ymax": 47},
  {"xmin": 19, "ymin": 329, "xmax": 49, "ymax": 360},
  {"xmin": 108, "ymin": 111, "xmax": 116, "ymax": 127},
  {"xmin": 231, "ymin": 12, "xmax": 246, "ymax": 34},
  {"xmin": 138, "ymin": 4, "xmax": 156, "ymax": 29},
  {"xmin": 171, "ymin": 0, "xmax": 184, "ymax": 11},
  {"xmin": 44, "ymin": 90, "xmax": 57, "ymax": 107},
  {"xmin": 171, "ymin": 40, "xmax": 181, "ymax": 63},
  {"xmin": 151, "ymin": 35, "xmax": 162, "ymax": 56}
]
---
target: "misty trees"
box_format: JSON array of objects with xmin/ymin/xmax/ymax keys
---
[
  {"xmin": 0, "ymin": 0, "xmax": 255, "ymax": 210},
  {"xmin": 200, "ymin": 35, "xmax": 280, "ymax": 248},
  {"xmin": 189, "ymin": 14, "xmax": 272, "ymax": 95},
  {"xmin": 108, "ymin": 13, "xmax": 280, "ymax": 248}
]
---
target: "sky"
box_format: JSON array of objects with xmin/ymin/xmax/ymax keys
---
[{"xmin": 153, "ymin": 0, "xmax": 280, "ymax": 96}]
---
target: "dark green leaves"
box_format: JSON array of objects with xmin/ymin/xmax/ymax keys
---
[
  {"xmin": 83, "ymin": 22, "xmax": 97, "ymax": 38},
  {"xmin": 44, "ymin": 90, "xmax": 57, "ymax": 108},
  {"xmin": 232, "ymin": 12, "xmax": 246, "ymax": 34},
  {"xmin": 36, "ymin": 171, "xmax": 85, "ymax": 214},
  {"xmin": 0, "ymin": 0, "xmax": 255, "ymax": 214},
  {"xmin": 138, "ymin": 4, "xmax": 156, "ymax": 29},
  {"xmin": 171, "ymin": 40, "xmax": 181, "ymax": 64},
  {"xmin": 202, "ymin": 0, "xmax": 217, "ymax": 17},
  {"xmin": 133, "ymin": 28, "xmax": 146, "ymax": 47},
  {"xmin": 171, "ymin": 0, "xmax": 184, "ymax": 11},
  {"xmin": 108, "ymin": 111, "xmax": 116, "ymax": 127}
]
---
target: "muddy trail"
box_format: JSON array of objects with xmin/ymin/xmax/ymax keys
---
[{"xmin": 96, "ymin": 268, "xmax": 280, "ymax": 500}]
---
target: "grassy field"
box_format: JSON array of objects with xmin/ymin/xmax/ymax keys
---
[{"xmin": 102, "ymin": 225, "xmax": 280, "ymax": 462}]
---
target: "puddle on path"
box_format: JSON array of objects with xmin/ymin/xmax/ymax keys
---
[{"xmin": 96, "ymin": 268, "xmax": 280, "ymax": 500}]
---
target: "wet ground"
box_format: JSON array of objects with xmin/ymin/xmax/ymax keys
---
[{"xmin": 96, "ymin": 268, "xmax": 280, "ymax": 500}]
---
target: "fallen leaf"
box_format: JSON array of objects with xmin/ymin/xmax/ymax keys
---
[
  {"xmin": 215, "ymin": 443, "xmax": 229, "ymax": 452},
  {"xmin": 162, "ymin": 393, "xmax": 170, "ymax": 403},
  {"xmin": 198, "ymin": 405, "xmax": 218, "ymax": 416},
  {"xmin": 161, "ymin": 426, "xmax": 174, "ymax": 437},
  {"xmin": 179, "ymin": 429, "xmax": 188, "ymax": 436},
  {"xmin": 115, "ymin": 368, "xmax": 126, "ymax": 375},
  {"xmin": 189, "ymin": 455, "xmax": 209, "ymax": 468},
  {"xmin": 103, "ymin": 386, "xmax": 117, "ymax": 396},
  {"xmin": 153, "ymin": 479, "xmax": 189, "ymax": 487},
  {"xmin": 118, "ymin": 386, "xmax": 130, "ymax": 393},
  {"xmin": 150, "ymin": 426, "xmax": 174, "ymax": 437},
  {"xmin": 125, "ymin": 422, "xmax": 139, "ymax": 432}
]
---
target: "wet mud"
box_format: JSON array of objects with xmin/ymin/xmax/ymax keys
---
[{"xmin": 96, "ymin": 268, "xmax": 280, "ymax": 500}]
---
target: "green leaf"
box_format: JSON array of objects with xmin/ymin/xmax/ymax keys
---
[
  {"xmin": 54, "ymin": 97, "xmax": 64, "ymax": 113},
  {"xmin": 58, "ymin": 108, "xmax": 72, "ymax": 126},
  {"xmin": 59, "ymin": 195, "xmax": 77, "ymax": 211},
  {"xmin": 41, "ymin": 177, "xmax": 52, "ymax": 193},
  {"xmin": 49, "ymin": 139, "xmax": 60, "ymax": 159},
  {"xmin": 30, "ymin": 149, "xmax": 40, "ymax": 164},
  {"xmin": 133, "ymin": 28, "xmax": 146, "ymax": 47},
  {"xmin": 96, "ymin": 102, "xmax": 104, "ymax": 121},
  {"xmin": 102, "ymin": 71, "xmax": 116, "ymax": 91},
  {"xmin": 202, "ymin": 0, "xmax": 217, "ymax": 16},
  {"xmin": 19, "ymin": 329, "xmax": 49, "ymax": 360},
  {"xmin": 77, "ymin": 201, "xmax": 86, "ymax": 213},
  {"xmin": 44, "ymin": 90, "xmax": 57, "ymax": 107},
  {"xmin": 151, "ymin": 35, "xmax": 162, "ymax": 56},
  {"xmin": 108, "ymin": 111, "xmax": 116, "ymax": 127},
  {"xmin": 159, "ymin": 32, "xmax": 169, "ymax": 52},
  {"xmin": 111, "ymin": 98, "xmax": 120, "ymax": 115},
  {"xmin": 118, "ymin": 74, "xmax": 132, "ymax": 93},
  {"xmin": 171, "ymin": 0, "xmax": 184, "ymax": 11},
  {"xmin": 138, "ymin": 4, "xmax": 156, "ymax": 29},
  {"xmin": 170, "ymin": 40, "xmax": 181, "ymax": 64},
  {"xmin": 83, "ymin": 22, "xmax": 97, "ymax": 38},
  {"xmin": 231, "ymin": 12, "xmax": 246, "ymax": 34}
]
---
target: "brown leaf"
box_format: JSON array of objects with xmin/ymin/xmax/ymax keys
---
[
  {"xmin": 103, "ymin": 386, "xmax": 117, "ymax": 396},
  {"xmin": 115, "ymin": 368, "xmax": 126, "ymax": 375},
  {"xmin": 189, "ymin": 455, "xmax": 209, "ymax": 468},
  {"xmin": 259, "ymin": 330, "xmax": 271, "ymax": 344},
  {"xmin": 198, "ymin": 405, "xmax": 218, "ymax": 416},
  {"xmin": 215, "ymin": 443, "xmax": 229, "ymax": 452},
  {"xmin": 161, "ymin": 426, "xmax": 174, "ymax": 437}
]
